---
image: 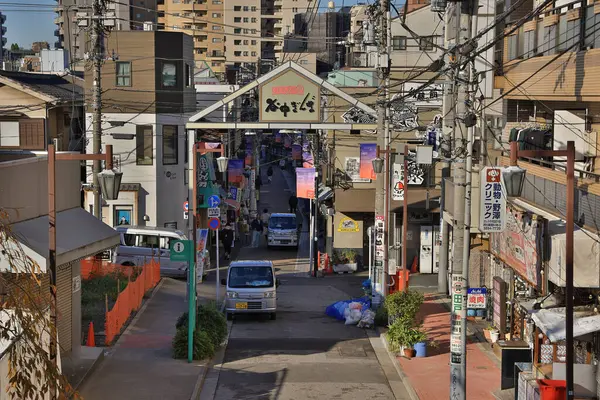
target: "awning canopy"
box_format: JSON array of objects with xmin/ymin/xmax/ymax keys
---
[
  {"xmin": 531, "ymin": 307, "xmax": 600, "ymax": 342},
  {"xmin": 2, "ymin": 208, "xmax": 120, "ymax": 272}
]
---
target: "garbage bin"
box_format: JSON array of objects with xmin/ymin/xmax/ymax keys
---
[{"xmin": 537, "ymin": 379, "xmax": 566, "ymax": 400}]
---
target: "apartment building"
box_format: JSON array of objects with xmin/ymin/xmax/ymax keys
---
[{"xmin": 158, "ymin": 0, "xmax": 226, "ymax": 80}]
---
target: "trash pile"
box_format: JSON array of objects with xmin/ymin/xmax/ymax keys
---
[{"xmin": 325, "ymin": 296, "xmax": 376, "ymax": 328}]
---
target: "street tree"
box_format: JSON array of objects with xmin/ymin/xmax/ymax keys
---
[{"xmin": 0, "ymin": 210, "xmax": 79, "ymax": 399}]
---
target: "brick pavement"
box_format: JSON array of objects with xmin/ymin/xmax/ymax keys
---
[{"xmin": 397, "ymin": 295, "xmax": 501, "ymax": 400}]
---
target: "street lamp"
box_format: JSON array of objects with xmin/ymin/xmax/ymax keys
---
[
  {"xmin": 507, "ymin": 140, "xmax": 576, "ymax": 400},
  {"xmin": 97, "ymin": 168, "xmax": 123, "ymax": 201},
  {"xmin": 372, "ymin": 157, "xmax": 384, "ymax": 174},
  {"xmin": 216, "ymin": 156, "xmax": 229, "ymax": 174}
]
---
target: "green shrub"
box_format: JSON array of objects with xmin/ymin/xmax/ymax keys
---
[
  {"xmin": 384, "ymin": 290, "xmax": 424, "ymax": 325},
  {"xmin": 172, "ymin": 327, "xmax": 215, "ymax": 360},
  {"xmin": 174, "ymin": 303, "xmax": 227, "ymax": 355},
  {"xmin": 387, "ymin": 320, "xmax": 427, "ymax": 353},
  {"xmin": 374, "ymin": 305, "xmax": 389, "ymax": 327}
]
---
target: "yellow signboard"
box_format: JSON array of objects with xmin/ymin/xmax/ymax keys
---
[
  {"xmin": 338, "ymin": 217, "xmax": 360, "ymax": 232},
  {"xmin": 259, "ymin": 70, "xmax": 321, "ymax": 123}
]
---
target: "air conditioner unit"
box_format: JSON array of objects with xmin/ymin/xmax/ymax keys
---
[{"xmin": 354, "ymin": 59, "xmax": 361, "ymax": 67}]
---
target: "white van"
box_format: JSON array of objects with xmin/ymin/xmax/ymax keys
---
[
  {"xmin": 114, "ymin": 226, "xmax": 193, "ymax": 278},
  {"xmin": 222, "ymin": 260, "xmax": 279, "ymax": 320},
  {"xmin": 267, "ymin": 213, "xmax": 298, "ymax": 248}
]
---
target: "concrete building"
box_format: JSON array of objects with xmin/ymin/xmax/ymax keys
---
[
  {"xmin": 0, "ymin": 12, "xmax": 6, "ymax": 66},
  {"xmin": 158, "ymin": 0, "xmax": 226, "ymax": 80},
  {"xmin": 83, "ymin": 31, "xmax": 196, "ymax": 229}
]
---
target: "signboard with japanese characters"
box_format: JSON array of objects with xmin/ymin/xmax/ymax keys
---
[
  {"xmin": 467, "ymin": 288, "xmax": 487, "ymax": 309},
  {"xmin": 479, "ymin": 167, "xmax": 506, "ymax": 232},
  {"xmin": 374, "ymin": 216, "xmax": 385, "ymax": 269},
  {"xmin": 391, "ymin": 158, "xmax": 426, "ymax": 201},
  {"xmin": 401, "ymin": 82, "xmax": 443, "ymax": 107},
  {"xmin": 259, "ymin": 70, "xmax": 320, "ymax": 123}
]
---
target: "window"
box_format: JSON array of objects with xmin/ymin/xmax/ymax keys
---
[
  {"xmin": 251, "ymin": 6, "xmax": 256, "ymax": 11},
  {"xmin": 234, "ymin": 28, "xmax": 241, "ymax": 34},
  {"xmin": 185, "ymin": 63, "xmax": 191, "ymax": 87},
  {"xmin": 234, "ymin": 39, "xmax": 241, "ymax": 45},
  {"xmin": 212, "ymin": 0, "xmax": 222, "ymax": 4},
  {"xmin": 543, "ymin": 25, "xmax": 557, "ymax": 56},
  {"xmin": 419, "ymin": 36, "xmax": 434, "ymax": 51},
  {"xmin": 251, "ymin": 40, "xmax": 257, "ymax": 45},
  {"xmin": 0, "ymin": 121, "xmax": 19, "ymax": 147},
  {"xmin": 138, "ymin": 235, "xmax": 160, "ymax": 249},
  {"xmin": 243, "ymin": 40, "xmax": 248, "ymax": 45},
  {"xmin": 523, "ymin": 30, "xmax": 535, "ymax": 59},
  {"xmin": 251, "ymin": 17, "xmax": 257, "ymax": 23},
  {"xmin": 161, "ymin": 62, "xmax": 177, "ymax": 87},
  {"xmin": 212, "ymin": 12, "xmax": 221, "ymax": 18},
  {"xmin": 234, "ymin": 5, "xmax": 241, "ymax": 11},
  {"xmin": 234, "ymin": 17, "xmax": 241, "ymax": 23},
  {"xmin": 162, "ymin": 125, "xmax": 178, "ymax": 165},
  {"xmin": 244, "ymin": 29, "xmax": 249, "ymax": 34},
  {"xmin": 392, "ymin": 36, "xmax": 407, "ymax": 51},
  {"xmin": 292, "ymin": 7, "xmax": 298, "ymax": 12},
  {"xmin": 212, "ymin": 37, "xmax": 222, "ymax": 43},
  {"xmin": 213, "ymin": 25, "xmax": 221, "ymax": 31},
  {"xmin": 508, "ymin": 34, "xmax": 519, "ymax": 61},
  {"xmin": 243, "ymin": 17, "xmax": 249, "ymax": 23},
  {"xmin": 251, "ymin": 51, "xmax": 257, "ymax": 56},
  {"xmin": 243, "ymin": 51, "xmax": 248, "ymax": 56},
  {"xmin": 243, "ymin": 5, "xmax": 249, "ymax": 11},
  {"xmin": 234, "ymin": 51, "xmax": 241, "ymax": 56},
  {"xmin": 115, "ymin": 61, "xmax": 131, "ymax": 86},
  {"xmin": 136, "ymin": 125, "xmax": 153, "ymax": 165},
  {"xmin": 251, "ymin": 29, "xmax": 256, "ymax": 34},
  {"xmin": 114, "ymin": 207, "xmax": 133, "ymax": 227}
]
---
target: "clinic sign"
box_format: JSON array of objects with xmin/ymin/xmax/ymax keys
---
[
  {"xmin": 479, "ymin": 167, "xmax": 506, "ymax": 232},
  {"xmin": 259, "ymin": 70, "xmax": 320, "ymax": 123}
]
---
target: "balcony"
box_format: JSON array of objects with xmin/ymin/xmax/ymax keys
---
[
  {"xmin": 54, "ymin": 29, "xmax": 61, "ymax": 37},
  {"xmin": 54, "ymin": 15, "xmax": 63, "ymax": 25}
]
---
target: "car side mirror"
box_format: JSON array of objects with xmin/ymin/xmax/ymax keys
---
[
  {"xmin": 276, "ymin": 278, "xmax": 281, "ymax": 288},
  {"xmin": 221, "ymin": 278, "xmax": 227, "ymax": 286}
]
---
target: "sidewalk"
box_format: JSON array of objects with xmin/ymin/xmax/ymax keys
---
[
  {"xmin": 396, "ymin": 294, "xmax": 501, "ymax": 399},
  {"xmin": 78, "ymin": 279, "xmax": 206, "ymax": 400}
]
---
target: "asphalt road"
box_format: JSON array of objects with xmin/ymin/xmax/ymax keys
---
[{"xmin": 200, "ymin": 166, "xmax": 396, "ymax": 400}]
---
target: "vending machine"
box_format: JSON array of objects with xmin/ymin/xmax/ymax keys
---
[{"xmin": 419, "ymin": 226, "xmax": 434, "ymax": 273}]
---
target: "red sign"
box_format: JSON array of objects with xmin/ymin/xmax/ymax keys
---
[
  {"xmin": 486, "ymin": 167, "xmax": 501, "ymax": 183},
  {"xmin": 272, "ymin": 85, "xmax": 304, "ymax": 95}
]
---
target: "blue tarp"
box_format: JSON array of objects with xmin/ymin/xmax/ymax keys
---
[{"xmin": 325, "ymin": 297, "xmax": 371, "ymax": 321}]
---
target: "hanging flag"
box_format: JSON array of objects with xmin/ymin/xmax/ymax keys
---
[
  {"xmin": 292, "ymin": 144, "xmax": 302, "ymax": 160},
  {"xmin": 228, "ymin": 159, "xmax": 244, "ymax": 184},
  {"xmin": 284, "ymin": 135, "xmax": 292, "ymax": 148},
  {"xmin": 245, "ymin": 137, "xmax": 253, "ymax": 166},
  {"xmin": 359, "ymin": 143, "xmax": 377, "ymax": 180},
  {"xmin": 296, "ymin": 168, "xmax": 316, "ymax": 199},
  {"xmin": 275, "ymin": 132, "xmax": 282, "ymax": 143}
]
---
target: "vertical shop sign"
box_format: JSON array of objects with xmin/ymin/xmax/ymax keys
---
[
  {"xmin": 245, "ymin": 137, "xmax": 254, "ymax": 167},
  {"xmin": 450, "ymin": 274, "xmax": 466, "ymax": 364},
  {"xmin": 479, "ymin": 167, "xmax": 506, "ymax": 232},
  {"xmin": 374, "ymin": 215, "xmax": 385, "ymax": 270}
]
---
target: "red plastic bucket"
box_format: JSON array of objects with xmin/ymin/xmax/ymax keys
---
[{"xmin": 537, "ymin": 379, "xmax": 566, "ymax": 400}]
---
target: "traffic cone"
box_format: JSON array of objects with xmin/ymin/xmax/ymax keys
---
[
  {"xmin": 410, "ymin": 256, "xmax": 419, "ymax": 274},
  {"xmin": 86, "ymin": 322, "xmax": 95, "ymax": 347}
]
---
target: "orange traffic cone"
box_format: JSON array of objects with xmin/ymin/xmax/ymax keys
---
[
  {"xmin": 86, "ymin": 322, "xmax": 96, "ymax": 347},
  {"xmin": 410, "ymin": 256, "xmax": 419, "ymax": 274}
]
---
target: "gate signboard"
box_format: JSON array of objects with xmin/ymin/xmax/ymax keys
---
[{"xmin": 259, "ymin": 70, "xmax": 321, "ymax": 123}]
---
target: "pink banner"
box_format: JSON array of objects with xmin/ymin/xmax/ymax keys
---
[
  {"xmin": 296, "ymin": 168, "xmax": 315, "ymax": 199},
  {"xmin": 292, "ymin": 144, "xmax": 302, "ymax": 160},
  {"xmin": 359, "ymin": 143, "xmax": 377, "ymax": 180}
]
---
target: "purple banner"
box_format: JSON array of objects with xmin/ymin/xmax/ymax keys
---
[
  {"xmin": 228, "ymin": 159, "xmax": 244, "ymax": 184},
  {"xmin": 292, "ymin": 144, "xmax": 302, "ymax": 160},
  {"xmin": 296, "ymin": 168, "xmax": 315, "ymax": 199},
  {"xmin": 359, "ymin": 143, "xmax": 377, "ymax": 180},
  {"xmin": 245, "ymin": 137, "xmax": 253, "ymax": 167}
]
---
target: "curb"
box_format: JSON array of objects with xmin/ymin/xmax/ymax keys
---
[
  {"xmin": 71, "ymin": 348, "xmax": 105, "ymax": 391},
  {"xmin": 373, "ymin": 327, "xmax": 420, "ymax": 400}
]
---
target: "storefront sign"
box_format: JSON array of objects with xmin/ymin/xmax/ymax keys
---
[
  {"xmin": 467, "ymin": 288, "xmax": 487, "ymax": 309},
  {"xmin": 402, "ymin": 82, "xmax": 443, "ymax": 107},
  {"xmin": 490, "ymin": 206, "xmax": 541, "ymax": 286},
  {"xmin": 197, "ymin": 154, "xmax": 217, "ymax": 209},
  {"xmin": 337, "ymin": 217, "xmax": 360, "ymax": 232},
  {"xmin": 374, "ymin": 216, "xmax": 385, "ymax": 268},
  {"xmin": 479, "ymin": 167, "xmax": 506, "ymax": 232},
  {"xmin": 391, "ymin": 157, "xmax": 426, "ymax": 200},
  {"xmin": 359, "ymin": 143, "xmax": 377, "ymax": 180},
  {"xmin": 296, "ymin": 167, "xmax": 315, "ymax": 199},
  {"xmin": 259, "ymin": 70, "xmax": 320, "ymax": 122}
]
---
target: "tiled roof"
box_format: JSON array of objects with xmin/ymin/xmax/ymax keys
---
[{"xmin": 0, "ymin": 70, "xmax": 84, "ymax": 102}]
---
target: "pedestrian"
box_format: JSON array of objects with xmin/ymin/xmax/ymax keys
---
[
  {"xmin": 222, "ymin": 223, "xmax": 234, "ymax": 260},
  {"xmin": 267, "ymin": 165, "xmax": 274, "ymax": 183},
  {"xmin": 240, "ymin": 219, "xmax": 250, "ymax": 246},
  {"xmin": 255, "ymin": 174, "xmax": 262, "ymax": 204},
  {"xmin": 288, "ymin": 194, "xmax": 298, "ymax": 214},
  {"xmin": 279, "ymin": 158, "xmax": 286, "ymax": 169},
  {"xmin": 240, "ymin": 203, "xmax": 249, "ymax": 222},
  {"xmin": 250, "ymin": 215, "xmax": 263, "ymax": 248},
  {"xmin": 261, "ymin": 208, "xmax": 270, "ymax": 242}
]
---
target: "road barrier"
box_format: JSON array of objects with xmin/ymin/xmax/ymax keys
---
[
  {"xmin": 104, "ymin": 260, "xmax": 161, "ymax": 345},
  {"xmin": 81, "ymin": 259, "xmax": 138, "ymax": 279}
]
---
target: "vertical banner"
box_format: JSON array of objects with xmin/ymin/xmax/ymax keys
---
[
  {"xmin": 479, "ymin": 167, "xmax": 507, "ymax": 232},
  {"xmin": 296, "ymin": 167, "xmax": 315, "ymax": 199},
  {"xmin": 359, "ymin": 143, "xmax": 377, "ymax": 180},
  {"xmin": 391, "ymin": 163, "xmax": 404, "ymax": 201},
  {"xmin": 197, "ymin": 153, "xmax": 216, "ymax": 208},
  {"xmin": 228, "ymin": 159, "xmax": 244, "ymax": 184},
  {"xmin": 245, "ymin": 137, "xmax": 253, "ymax": 167},
  {"xmin": 292, "ymin": 144, "xmax": 302, "ymax": 160},
  {"xmin": 275, "ymin": 132, "xmax": 282, "ymax": 143},
  {"xmin": 284, "ymin": 135, "xmax": 292, "ymax": 149},
  {"xmin": 196, "ymin": 228, "xmax": 209, "ymax": 283}
]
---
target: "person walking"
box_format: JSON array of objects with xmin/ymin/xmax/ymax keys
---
[
  {"xmin": 255, "ymin": 174, "xmax": 262, "ymax": 204},
  {"xmin": 261, "ymin": 208, "xmax": 270, "ymax": 244},
  {"xmin": 288, "ymin": 194, "xmax": 298, "ymax": 214},
  {"xmin": 267, "ymin": 165, "xmax": 274, "ymax": 183},
  {"xmin": 250, "ymin": 215, "xmax": 263, "ymax": 248},
  {"xmin": 222, "ymin": 223, "xmax": 234, "ymax": 260}
]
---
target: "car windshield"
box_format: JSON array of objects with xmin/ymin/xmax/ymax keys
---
[
  {"xmin": 228, "ymin": 266, "xmax": 274, "ymax": 288},
  {"xmin": 269, "ymin": 217, "xmax": 296, "ymax": 230}
]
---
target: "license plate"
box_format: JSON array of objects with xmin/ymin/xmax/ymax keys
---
[
  {"xmin": 273, "ymin": 241, "xmax": 280, "ymax": 244},
  {"xmin": 235, "ymin": 302, "xmax": 248, "ymax": 309}
]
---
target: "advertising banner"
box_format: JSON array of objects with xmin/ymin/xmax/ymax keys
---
[
  {"xmin": 228, "ymin": 159, "xmax": 244, "ymax": 184},
  {"xmin": 359, "ymin": 143, "xmax": 377, "ymax": 180},
  {"xmin": 284, "ymin": 135, "xmax": 292, "ymax": 149},
  {"xmin": 296, "ymin": 168, "xmax": 315, "ymax": 199},
  {"xmin": 196, "ymin": 228, "xmax": 209, "ymax": 283},
  {"xmin": 479, "ymin": 167, "xmax": 506, "ymax": 232},
  {"xmin": 245, "ymin": 137, "xmax": 253, "ymax": 167},
  {"xmin": 275, "ymin": 132, "xmax": 282, "ymax": 143},
  {"xmin": 292, "ymin": 144, "xmax": 302, "ymax": 160}
]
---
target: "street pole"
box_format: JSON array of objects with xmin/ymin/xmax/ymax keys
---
[
  {"xmin": 216, "ymin": 229, "xmax": 220, "ymax": 306},
  {"xmin": 48, "ymin": 144, "xmax": 58, "ymax": 400},
  {"xmin": 449, "ymin": 0, "xmax": 476, "ymax": 398},
  {"xmin": 375, "ymin": 0, "xmax": 390, "ymax": 298},
  {"xmin": 91, "ymin": 0, "xmax": 103, "ymax": 219},
  {"xmin": 401, "ymin": 144, "xmax": 409, "ymax": 291},
  {"xmin": 313, "ymin": 132, "xmax": 320, "ymax": 277}
]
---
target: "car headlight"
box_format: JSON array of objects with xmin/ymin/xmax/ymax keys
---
[
  {"xmin": 264, "ymin": 291, "xmax": 276, "ymax": 298},
  {"xmin": 227, "ymin": 291, "xmax": 239, "ymax": 299}
]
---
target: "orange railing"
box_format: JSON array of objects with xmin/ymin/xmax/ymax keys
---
[
  {"xmin": 81, "ymin": 259, "xmax": 139, "ymax": 279},
  {"xmin": 104, "ymin": 260, "xmax": 161, "ymax": 345}
]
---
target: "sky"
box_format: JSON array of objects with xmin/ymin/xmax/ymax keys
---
[{"xmin": 2, "ymin": 0, "xmax": 372, "ymax": 49}]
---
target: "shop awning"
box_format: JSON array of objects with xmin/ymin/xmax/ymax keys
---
[
  {"xmin": 1, "ymin": 208, "xmax": 120, "ymax": 272},
  {"xmin": 531, "ymin": 308, "xmax": 600, "ymax": 342},
  {"xmin": 225, "ymin": 199, "xmax": 240, "ymax": 210},
  {"xmin": 512, "ymin": 199, "xmax": 600, "ymax": 288}
]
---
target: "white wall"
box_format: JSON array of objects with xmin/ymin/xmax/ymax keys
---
[{"xmin": 195, "ymin": 84, "xmax": 238, "ymax": 122}]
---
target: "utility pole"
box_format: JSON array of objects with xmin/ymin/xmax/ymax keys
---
[
  {"xmin": 374, "ymin": 0, "xmax": 390, "ymax": 298},
  {"xmin": 449, "ymin": 0, "xmax": 477, "ymax": 398},
  {"xmin": 91, "ymin": 0, "xmax": 105, "ymax": 219},
  {"xmin": 313, "ymin": 131, "xmax": 320, "ymax": 277}
]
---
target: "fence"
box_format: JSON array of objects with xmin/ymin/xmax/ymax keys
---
[
  {"xmin": 104, "ymin": 260, "xmax": 161, "ymax": 345},
  {"xmin": 81, "ymin": 259, "xmax": 138, "ymax": 279}
]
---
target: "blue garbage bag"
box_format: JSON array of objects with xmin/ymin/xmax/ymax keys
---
[
  {"xmin": 325, "ymin": 297, "xmax": 371, "ymax": 321},
  {"xmin": 362, "ymin": 279, "xmax": 372, "ymax": 288}
]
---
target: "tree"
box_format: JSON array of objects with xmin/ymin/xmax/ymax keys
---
[
  {"xmin": 9, "ymin": 43, "xmax": 19, "ymax": 52},
  {"xmin": 0, "ymin": 210, "xmax": 80, "ymax": 399}
]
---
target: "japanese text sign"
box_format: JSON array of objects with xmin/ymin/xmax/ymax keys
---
[
  {"xmin": 259, "ymin": 70, "xmax": 320, "ymax": 123},
  {"xmin": 467, "ymin": 288, "xmax": 487, "ymax": 309},
  {"xmin": 479, "ymin": 167, "xmax": 506, "ymax": 232}
]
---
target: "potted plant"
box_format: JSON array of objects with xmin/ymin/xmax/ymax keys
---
[
  {"xmin": 387, "ymin": 321, "xmax": 427, "ymax": 359},
  {"xmin": 490, "ymin": 328, "xmax": 500, "ymax": 343},
  {"xmin": 332, "ymin": 248, "xmax": 358, "ymax": 273}
]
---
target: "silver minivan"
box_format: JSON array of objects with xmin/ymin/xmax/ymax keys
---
[
  {"xmin": 222, "ymin": 261, "xmax": 279, "ymax": 320},
  {"xmin": 114, "ymin": 226, "xmax": 190, "ymax": 278}
]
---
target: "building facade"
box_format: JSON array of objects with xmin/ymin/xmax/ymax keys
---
[{"xmin": 83, "ymin": 31, "xmax": 196, "ymax": 229}]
